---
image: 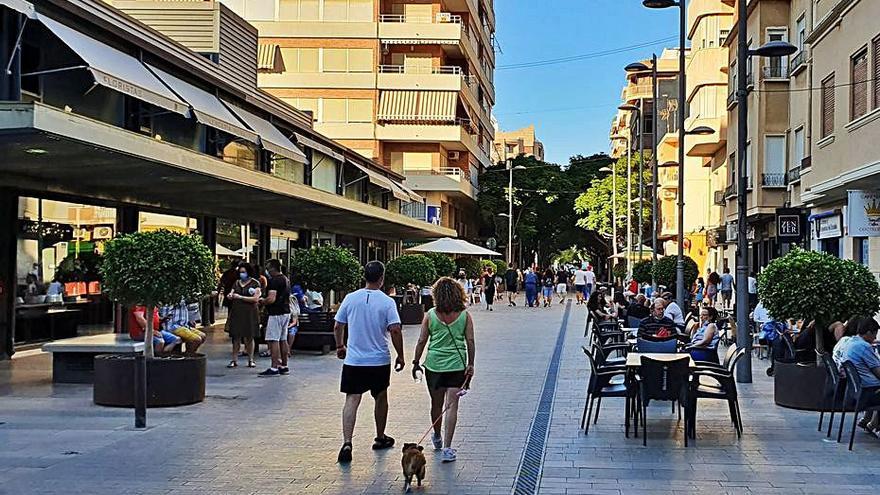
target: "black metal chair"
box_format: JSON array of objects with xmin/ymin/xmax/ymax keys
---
[
  {"xmin": 687, "ymin": 347, "xmax": 746, "ymax": 440},
  {"xmin": 839, "ymin": 361, "xmax": 880, "ymax": 450},
  {"xmin": 581, "ymin": 347, "xmax": 633, "ymax": 436},
  {"xmin": 818, "ymin": 351, "xmax": 846, "ymax": 438},
  {"xmin": 592, "ymin": 341, "xmax": 628, "ymax": 368},
  {"xmin": 635, "ymin": 356, "xmax": 692, "ymax": 446}
]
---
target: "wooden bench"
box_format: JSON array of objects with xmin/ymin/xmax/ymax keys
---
[
  {"xmin": 42, "ymin": 334, "xmax": 143, "ymax": 384},
  {"xmin": 293, "ymin": 312, "xmax": 337, "ymax": 355}
]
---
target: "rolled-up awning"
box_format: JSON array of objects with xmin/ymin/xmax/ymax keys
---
[
  {"xmin": 223, "ymin": 102, "xmax": 307, "ymax": 164},
  {"xmin": 36, "ymin": 14, "xmax": 189, "ymax": 116},
  {"xmin": 387, "ymin": 181, "xmax": 413, "ymax": 202},
  {"xmin": 398, "ymin": 183, "xmax": 424, "ymax": 203},
  {"xmin": 345, "ymin": 159, "xmax": 401, "ymax": 197},
  {"xmin": 294, "ymin": 132, "xmax": 344, "ymax": 162},
  {"xmin": 378, "ymin": 90, "xmax": 457, "ymax": 122},
  {"xmin": 257, "ymin": 43, "xmax": 279, "ymax": 71},
  {"xmin": 382, "ymin": 39, "xmax": 458, "ymax": 45},
  {"xmin": 147, "ymin": 64, "xmax": 257, "ymax": 143}
]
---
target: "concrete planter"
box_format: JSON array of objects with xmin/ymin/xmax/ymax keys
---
[
  {"xmin": 93, "ymin": 354, "xmax": 206, "ymax": 407},
  {"xmin": 773, "ymin": 360, "xmax": 827, "ymax": 411},
  {"xmin": 399, "ymin": 303, "xmax": 425, "ymax": 326}
]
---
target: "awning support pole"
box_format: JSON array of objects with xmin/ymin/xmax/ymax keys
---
[
  {"xmin": 4, "ymin": 17, "xmax": 26, "ymax": 76},
  {"xmin": 20, "ymin": 64, "xmax": 87, "ymax": 77}
]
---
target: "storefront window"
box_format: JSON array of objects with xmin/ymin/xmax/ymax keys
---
[
  {"xmin": 138, "ymin": 211, "xmax": 197, "ymax": 234},
  {"xmin": 270, "ymin": 228, "xmax": 300, "ymax": 270},
  {"xmin": 273, "ymin": 157, "xmax": 305, "ymax": 184},
  {"xmin": 15, "ymin": 198, "xmax": 117, "ymax": 345},
  {"xmin": 222, "ymin": 140, "xmax": 259, "ymax": 171}
]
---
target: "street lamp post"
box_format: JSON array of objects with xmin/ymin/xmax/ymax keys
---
[
  {"xmin": 599, "ymin": 165, "xmax": 617, "ymax": 282},
  {"xmin": 504, "ymin": 159, "xmax": 527, "ymax": 266},
  {"xmin": 733, "ymin": 4, "xmax": 797, "ymax": 382},
  {"xmin": 618, "ymin": 104, "xmax": 643, "ymax": 277}
]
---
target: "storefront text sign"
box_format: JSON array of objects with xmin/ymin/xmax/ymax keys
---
[
  {"xmin": 817, "ymin": 214, "xmax": 842, "ymax": 239},
  {"xmin": 848, "ymin": 190, "xmax": 880, "ymax": 237},
  {"xmin": 776, "ymin": 208, "xmax": 804, "ymax": 242}
]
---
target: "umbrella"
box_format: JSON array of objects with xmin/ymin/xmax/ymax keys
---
[
  {"xmin": 406, "ymin": 237, "xmax": 502, "ymax": 257},
  {"xmin": 215, "ymin": 244, "xmax": 240, "ymax": 257}
]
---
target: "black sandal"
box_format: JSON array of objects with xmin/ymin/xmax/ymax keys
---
[
  {"xmin": 337, "ymin": 442, "xmax": 353, "ymax": 464},
  {"xmin": 371, "ymin": 435, "xmax": 395, "ymax": 450}
]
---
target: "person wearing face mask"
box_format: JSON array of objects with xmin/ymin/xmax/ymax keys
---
[{"xmin": 226, "ymin": 262, "xmax": 262, "ymax": 368}]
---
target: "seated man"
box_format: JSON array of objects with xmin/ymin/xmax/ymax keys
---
[
  {"xmin": 129, "ymin": 305, "xmax": 180, "ymax": 355},
  {"xmin": 627, "ymin": 294, "xmax": 650, "ymax": 328},
  {"xmin": 661, "ymin": 292, "xmax": 685, "ymax": 328},
  {"xmin": 638, "ymin": 298, "xmax": 678, "ymax": 339},
  {"xmin": 837, "ymin": 317, "xmax": 880, "ymax": 435},
  {"xmin": 160, "ymin": 298, "xmax": 207, "ymax": 355}
]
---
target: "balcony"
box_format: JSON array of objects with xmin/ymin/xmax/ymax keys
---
[
  {"xmin": 762, "ymin": 64, "xmax": 789, "ymax": 81},
  {"xmin": 377, "ymin": 65, "xmax": 467, "ymax": 92},
  {"xmin": 685, "ymin": 48, "xmax": 728, "ymax": 98},
  {"xmin": 761, "ymin": 173, "xmax": 786, "ymax": 188},
  {"xmin": 403, "ymin": 167, "xmax": 477, "ymax": 199},
  {"xmin": 376, "ymin": 119, "xmax": 490, "ymax": 167},
  {"xmin": 684, "ymin": 115, "xmax": 726, "ymax": 157},
  {"xmin": 790, "ymin": 51, "xmax": 807, "ymax": 76},
  {"xmin": 746, "ymin": 71, "xmax": 754, "ymax": 87},
  {"xmin": 624, "ymin": 81, "xmax": 654, "ymax": 101},
  {"xmin": 786, "ymin": 165, "xmax": 801, "ymax": 184}
]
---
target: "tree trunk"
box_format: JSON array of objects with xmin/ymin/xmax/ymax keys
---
[{"xmin": 134, "ymin": 303, "xmax": 153, "ymax": 428}]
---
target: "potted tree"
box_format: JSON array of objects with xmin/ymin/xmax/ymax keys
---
[
  {"xmin": 759, "ymin": 248, "xmax": 880, "ymax": 410},
  {"xmin": 289, "ymin": 245, "xmax": 362, "ymax": 353},
  {"xmin": 632, "ymin": 259, "xmax": 653, "ymax": 287},
  {"xmin": 386, "ymin": 254, "xmax": 437, "ymax": 325},
  {"xmin": 96, "ymin": 230, "xmax": 216, "ymax": 426},
  {"xmin": 651, "ymin": 255, "xmax": 699, "ymax": 297},
  {"xmin": 423, "ymin": 253, "xmax": 455, "ymax": 310}
]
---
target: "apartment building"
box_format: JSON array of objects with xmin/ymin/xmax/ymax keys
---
[
  {"xmin": 492, "ymin": 124, "xmax": 544, "ymax": 163},
  {"xmin": 687, "ymin": 0, "xmax": 733, "ymax": 272},
  {"xmin": 795, "ymin": 0, "xmax": 880, "ymax": 275},
  {"xmin": 207, "ymin": 0, "xmax": 496, "ymax": 239},
  {"xmin": 720, "ymin": 0, "xmax": 792, "ymax": 271}
]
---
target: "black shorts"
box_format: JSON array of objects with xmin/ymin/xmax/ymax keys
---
[
  {"xmin": 425, "ymin": 369, "xmax": 467, "ymax": 391},
  {"xmin": 340, "ymin": 364, "xmax": 391, "ymax": 397},
  {"xmin": 506, "ymin": 284, "xmax": 517, "ymax": 293}
]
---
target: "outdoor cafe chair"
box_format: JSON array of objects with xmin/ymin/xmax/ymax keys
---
[
  {"xmin": 636, "ymin": 335, "xmax": 679, "ymax": 353},
  {"xmin": 592, "ymin": 341, "xmax": 628, "ymax": 368},
  {"xmin": 839, "ymin": 361, "xmax": 880, "ymax": 450},
  {"xmin": 634, "ymin": 355, "xmax": 692, "ymax": 446},
  {"xmin": 694, "ymin": 345, "xmax": 737, "ymax": 373},
  {"xmin": 582, "ymin": 347, "xmax": 633, "ymax": 436},
  {"xmin": 818, "ymin": 351, "xmax": 846, "ymax": 439},
  {"xmin": 687, "ymin": 346, "xmax": 746, "ymax": 440}
]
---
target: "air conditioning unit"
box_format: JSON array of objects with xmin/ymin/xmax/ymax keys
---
[
  {"xmin": 448, "ymin": 151, "xmax": 460, "ymax": 160},
  {"xmin": 437, "ymin": 12, "xmax": 452, "ymax": 23}
]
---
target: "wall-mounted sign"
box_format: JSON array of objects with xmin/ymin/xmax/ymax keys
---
[
  {"xmin": 816, "ymin": 214, "xmax": 842, "ymax": 239},
  {"xmin": 848, "ymin": 190, "xmax": 880, "ymax": 237},
  {"xmin": 776, "ymin": 208, "xmax": 804, "ymax": 242},
  {"xmin": 427, "ymin": 205, "xmax": 441, "ymax": 226}
]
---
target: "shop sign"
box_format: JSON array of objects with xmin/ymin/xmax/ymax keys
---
[
  {"xmin": 427, "ymin": 205, "xmax": 441, "ymax": 226},
  {"xmin": 726, "ymin": 223, "xmax": 756, "ymax": 242},
  {"xmin": 776, "ymin": 208, "xmax": 804, "ymax": 242},
  {"xmin": 848, "ymin": 190, "xmax": 880, "ymax": 237},
  {"xmin": 816, "ymin": 214, "xmax": 842, "ymax": 239}
]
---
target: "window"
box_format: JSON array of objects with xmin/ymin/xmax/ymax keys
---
[
  {"xmin": 873, "ymin": 36, "xmax": 880, "ymax": 110},
  {"xmin": 852, "ymin": 48, "xmax": 869, "ymax": 120},
  {"xmin": 278, "ymin": 0, "xmax": 320, "ymax": 20},
  {"xmin": 245, "ymin": 0, "xmax": 274, "ymax": 20},
  {"xmin": 764, "ymin": 135, "xmax": 786, "ymax": 175},
  {"xmin": 821, "ymin": 74, "xmax": 835, "ymax": 138},
  {"xmin": 322, "ymin": 99, "xmax": 347, "ymax": 123},
  {"xmin": 314, "ymin": 98, "xmax": 372, "ymax": 123},
  {"xmin": 324, "ymin": 0, "xmax": 347, "ymax": 20},
  {"xmin": 793, "ymin": 126, "xmax": 805, "ymax": 169},
  {"xmin": 402, "ymin": 152, "xmax": 433, "ymax": 171},
  {"xmin": 744, "ymin": 141, "xmax": 752, "ymax": 185},
  {"xmin": 322, "ymin": 49, "xmax": 347, "ymax": 72},
  {"xmin": 347, "ymin": 99, "xmax": 373, "ymax": 123},
  {"xmin": 348, "ymin": 0, "xmax": 373, "ymax": 21},
  {"xmin": 348, "ymin": 49, "xmax": 373, "ymax": 73},
  {"xmin": 319, "ymin": 48, "xmax": 373, "ymax": 73},
  {"xmin": 766, "ymin": 29, "xmax": 788, "ymax": 78},
  {"xmin": 280, "ymin": 48, "xmax": 319, "ymax": 73},
  {"xmin": 796, "ymin": 15, "xmax": 806, "ymax": 52},
  {"xmin": 719, "ymin": 29, "xmax": 730, "ymax": 47}
]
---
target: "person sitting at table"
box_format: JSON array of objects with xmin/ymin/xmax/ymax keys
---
[
  {"xmin": 660, "ymin": 292, "xmax": 685, "ymax": 329},
  {"xmin": 129, "ymin": 304, "xmax": 181, "ymax": 355},
  {"xmin": 638, "ymin": 298, "xmax": 678, "ymax": 339},
  {"xmin": 627, "ymin": 294, "xmax": 650, "ymax": 328},
  {"xmin": 687, "ymin": 307, "xmax": 720, "ymax": 363},
  {"xmin": 587, "ymin": 287, "xmax": 612, "ymax": 321},
  {"xmin": 46, "ymin": 275, "xmax": 64, "ymax": 297},
  {"xmin": 835, "ymin": 317, "xmax": 880, "ymax": 436},
  {"xmin": 160, "ymin": 297, "xmax": 207, "ymax": 355}
]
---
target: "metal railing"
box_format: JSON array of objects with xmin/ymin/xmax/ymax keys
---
[
  {"xmin": 714, "ymin": 190, "xmax": 726, "ymax": 205},
  {"xmin": 763, "ymin": 64, "xmax": 789, "ymax": 79},
  {"xmin": 378, "ymin": 13, "xmax": 462, "ymax": 24},
  {"xmin": 786, "ymin": 165, "xmax": 801, "ymax": 184},
  {"xmin": 724, "ymin": 184, "xmax": 736, "ymax": 199},
  {"xmin": 405, "ymin": 167, "xmax": 468, "ymax": 181},
  {"xmin": 746, "ymin": 72, "xmax": 754, "ymax": 87},
  {"xmin": 727, "ymin": 91, "xmax": 737, "ymax": 107},
  {"xmin": 761, "ymin": 173, "xmax": 786, "ymax": 188},
  {"xmin": 378, "ymin": 65, "xmax": 463, "ymax": 75},
  {"xmin": 790, "ymin": 51, "xmax": 806, "ymax": 73}
]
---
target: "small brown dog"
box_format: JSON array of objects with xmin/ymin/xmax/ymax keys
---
[{"xmin": 401, "ymin": 443, "xmax": 426, "ymax": 492}]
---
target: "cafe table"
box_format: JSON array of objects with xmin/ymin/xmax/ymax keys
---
[{"xmin": 625, "ymin": 352, "xmax": 696, "ymax": 369}]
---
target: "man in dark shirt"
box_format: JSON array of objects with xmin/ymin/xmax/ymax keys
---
[
  {"xmin": 504, "ymin": 263, "xmax": 520, "ymax": 307},
  {"xmin": 555, "ymin": 268, "xmax": 570, "ymax": 304},
  {"xmin": 627, "ymin": 294, "xmax": 650, "ymax": 328},
  {"xmin": 638, "ymin": 298, "xmax": 678, "ymax": 338},
  {"xmin": 259, "ymin": 259, "xmax": 291, "ymax": 376}
]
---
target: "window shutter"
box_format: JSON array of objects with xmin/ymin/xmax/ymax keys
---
[
  {"xmin": 873, "ymin": 37, "xmax": 880, "ymax": 109},
  {"xmin": 852, "ymin": 50, "xmax": 868, "ymax": 120},
  {"xmin": 822, "ymin": 74, "xmax": 835, "ymax": 138}
]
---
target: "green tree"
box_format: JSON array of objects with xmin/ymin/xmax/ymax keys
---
[
  {"xmin": 632, "ymin": 259, "xmax": 653, "ymax": 284},
  {"xmin": 386, "ymin": 254, "xmax": 438, "ymax": 289},
  {"xmin": 652, "ymin": 255, "xmax": 698, "ymax": 292},
  {"xmin": 290, "ymin": 246, "xmax": 362, "ymax": 296},
  {"xmin": 480, "ymin": 259, "xmax": 497, "ymax": 273},
  {"xmin": 574, "ymin": 152, "xmax": 653, "ymax": 251},
  {"xmin": 455, "ymin": 257, "xmax": 482, "ymax": 278},
  {"xmin": 424, "ymin": 252, "xmax": 456, "ymax": 278},
  {"xmin": 759, "ymin": 248, "xmax": 880, "ymax": 329}
]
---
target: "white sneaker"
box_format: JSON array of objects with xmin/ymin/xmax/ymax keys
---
[
  {"xmin": 431, "ymin": 432, "xmax": 443, "ymax": 451},
  {"xmin": 441, "ymin": 448, "xmax": 457, "ymax": 463}
]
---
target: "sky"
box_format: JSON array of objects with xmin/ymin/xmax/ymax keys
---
[{"xmin": 493, "ymin": 0, "xmax": 680, "ymax": 165}]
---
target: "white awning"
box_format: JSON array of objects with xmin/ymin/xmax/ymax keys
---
[
  {"xmin": 382, "ymin": 39, "xmax": 458, "ymax": 45},
  {"xmin": 294, "ymin": 132, "xmax": 344, "ymax": 162},
  {"xmin": 406, "ymin": 238, "xmax": 501, "ymax": 256},
  {"xmin": 397, "ymin": 183, "xmax": 424, "ymax": 203},
  {"xmin": 36, "ymin": 14, "xmax": 189, "ymax": 116},
  {"xmin": 345, "ymin": 159, "xmax": 407, "ymax": 199},
  {"xmin": 387, "ymin": 181, "xmax": 413, "ymax": 202},
  {"xmin": 1, "ymin": 0, "xmax": 35, "ymax": 18},
  {"xmin": 146, "ymin": 64, "xmax": 257, "ymax": 143},
  {"xmin": 223, "ymin": 102, "xmax": 307, "ymax": 164},
  {"xmin": 257, "ymin": 43, "xmax": 280, "ymax": 71}
]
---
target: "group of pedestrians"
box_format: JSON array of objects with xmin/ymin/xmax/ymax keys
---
[{"xmin": 333, "ymin": 261, "xmax": 476, "ymax": 465}]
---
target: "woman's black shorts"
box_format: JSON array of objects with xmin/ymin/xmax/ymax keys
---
[{"xmin": 425, "ymin": 369, "xmax": 467, "ymax": 391}]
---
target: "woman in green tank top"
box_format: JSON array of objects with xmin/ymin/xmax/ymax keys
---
[{"xmin": 412, "ymin": 277, "xmax": 475, "ymax": 463}]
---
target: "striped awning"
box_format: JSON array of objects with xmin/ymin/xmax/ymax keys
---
[
  {"xmin": 382, "ymin": 39, "xmax": 458, "ymax": 45},
  {"xmin": 257, "ymin": 43, "xmax": 279, "ymax": 71},
  {"xmin": 377, "ymin": 90, "xmax": 457, "ymax": 123}
]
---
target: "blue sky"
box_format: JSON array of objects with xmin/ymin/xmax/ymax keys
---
[{"xmin": 493, "ymin": 1, "xmax": 680, "ymax": 164}]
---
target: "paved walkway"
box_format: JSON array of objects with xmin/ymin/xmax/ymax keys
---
[{"xmin": 2, "ymin": 298, "xmax": 880, "ymax": 494}]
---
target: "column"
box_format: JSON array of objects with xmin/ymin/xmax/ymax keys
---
[
  {"xmin": 0, "ymin": 189, "xmax": 17, "ymax": 358},
  {"xmin": 197, "ymin": 216, "xmax": 217, "ymax": 326}
]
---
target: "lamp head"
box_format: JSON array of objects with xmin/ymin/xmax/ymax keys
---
[
  {"xmin": 643, "ymin": 0, "xmax": 679, "ymax": 8},
  {"xmin": 618, "ymin": 104, "xmax": 640, "ymax": 112},
  {"xmin": 751, "ymin": 40, "xmax": 798, "ymax": 58},
  {"xmin": 625, "ymin": 62, "xmax": 651, "ymax": 73},
  {"xmin": 659, "ymin": 161, "xmax": 679, "ymax": 168},
  {"xmin": 513, "ymin": 165, "xmax": 527, "ymax": 171},
  {"xmin": 687, "ymin": 126, "xmax": 716, "ymax": 136},
  {"xmin": 599, "ymin": 167, "xmax": 613, "ymax": 173}
]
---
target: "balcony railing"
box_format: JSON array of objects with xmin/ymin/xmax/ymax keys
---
[
  {"xmin": 727, "ymin": 91, "xmax": 737, "ymax": 108},
  {"xmin": 378, "ymin": 13, "xmax": 462, "ymax": 24},
  {"xmin": 786, "ymin": 165, "xmax": 801, "ymax": 184},
  {"xmin": 801, "ymin": 155, "xmax": 811, "ymax": 170},
  {"xmin": 790, "ymin": 51, "xmax": 806, "ymax": 74},
  {"xmin": 761, "ymin": 173, "xmax": 786, "ymax": 188},
  {"xmin": 746, "ymin": 72, "xmax": 754, "ymax": 87},
  {"xmin": 714, "ymin": 190, "xmax": 726, "ymax": 205},
  {"xmin": 406, "ymin": 167, "xmax": 469, "ymax": 181},
  {"xmin": 724, "ymin": 184, "xmax": 735, "ymax": 199},
  {"xmin": 378, "ymin": 65, "xmax": 463, "ymax": 75},
  {"xmin": 763, "ymin": 65, "xmax": 789, "ymax": 80}
]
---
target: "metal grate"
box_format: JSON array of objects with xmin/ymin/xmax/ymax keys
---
[{"xmin": 512, "ymin": 301, "xmax": 571, "ymax": 495}]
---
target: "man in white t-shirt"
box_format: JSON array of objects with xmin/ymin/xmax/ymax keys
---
[
  {"xmin": 661, "ymin": 292, "xmax": 685, "ymax": 327},
  {"xmin": 573, "ymin": 267, "xmax": 588, "ymax": 305},
  {"xmin": 334, "ymin": 261, "xmax": 405, "ymax": 464},
  {"xmin": 584, "ymin": 266, "xmax": 596, "ymax": 300}
]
